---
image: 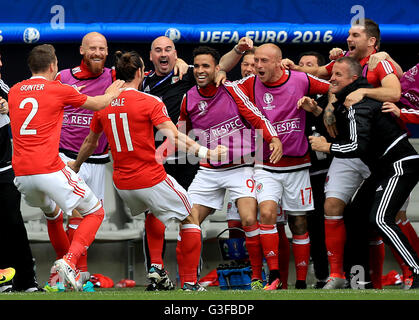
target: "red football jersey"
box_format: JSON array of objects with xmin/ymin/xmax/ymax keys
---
[
  {"xmin": 8, "ymin": 76, "xmax": 87, "ymax": 176},
  {"xmin": 90, "ymin": 88, "xmax": 170, "ymax": 189}
]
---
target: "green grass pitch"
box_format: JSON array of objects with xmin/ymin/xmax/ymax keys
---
[{"xmin": 1, "ymin": 286, "xmax": 419, "ymax": 300}]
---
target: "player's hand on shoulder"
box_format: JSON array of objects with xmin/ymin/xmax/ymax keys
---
[
  {"xmin": 174, "ymin": 58, "xmax": 189, "ymax": 80},
  {"xmin": 280, "ymin": 58, "xmax": 296, "ymax": 70},
  {"xmin": 215, "ymin": 70, "xmax": 227, "ymax": 87},
  {"xmin": 368, "ymin": 51, "xmax": 389, "ymax": 71},
  {"xmin": 106, "ymin": 80, "xmax": 125, "ymax": 98}
]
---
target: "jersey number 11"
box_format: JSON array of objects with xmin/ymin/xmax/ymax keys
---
[{"xmin": 108, "ymin": 113, "xmax": 134, "ymax": 152}]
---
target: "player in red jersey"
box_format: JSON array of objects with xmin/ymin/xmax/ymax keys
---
[
  {"xmin": 8, "ymin": 44, "xmax": 124, "ymax": 291},
  {"xmin": 68, "ymin": 50, "xmax": 227, "ymax": 291},
  {"xmin": 282, "ymin": 19, "xmax": 402, "ymax": 289},
  {"xmin": 235, "ymin": 43, "xmax": 329, "ymax": 289}
]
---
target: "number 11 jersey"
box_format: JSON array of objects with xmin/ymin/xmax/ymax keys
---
[{"xmin": 90, "ymin": 88, "xmax": 171, "ymax": 190}]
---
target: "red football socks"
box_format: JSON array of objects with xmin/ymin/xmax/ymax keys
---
[
  {"xmin": 243, "ymin": 223, "xmax": 263, "ymax": 280},
  {"xmin": 65, "ymin": 206, "xmax": 104, "ymax": 266},
  {"xmin": 67, "ymin": 217, "xmax": 88, "ymax": 272},
  {"xmin": 260, "ymin": 224, "xmax": 279, "ymax": 271},
  {"xmin": 145, "ymin": 213, "xmax": 166, "ymax": 267},
  {"xmin": 292, "ymin": 232, "xmax": 311, "ymax": 281},
  {"xmin": 46, "ymin": 209, "xmax": 70, "ymax": 260},
  {"xmin": 179, "ymin": 224, "xmax": 202, "ymax": 284},
  {"xmin": 324, "ymin": 216, "xmax": 346, "ymax": 278}
]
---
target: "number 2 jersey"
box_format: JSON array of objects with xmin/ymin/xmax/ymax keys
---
[
  {"xmin": 8, "ymin": 76, "xmax": 87, "ymax": 176},
  {"xmin": 90, "ymin": 88, "xmax": 171, "ymax": 190}
]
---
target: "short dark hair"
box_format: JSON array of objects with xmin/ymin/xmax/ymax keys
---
[
  {"xmin": 335, "ymin": 56, "xmax": 363, "ymax": 77},
  {"xmin": 192, "ymin": 46, "xmax": 220, "ymax": 65},
  {"xmin": 114, "ymin": 50, "xmax": 144, "ymax": 82},
  {"xmin": 353, "ymin": 18, "xmax": 381, "ymax": 50},
  {"xmin": 27, "ymin": 44, "xmax": 56, "ymax": 73},
  {"xmin": 298, "ymin": 51, "xmax": 326, "ymax": 66}
]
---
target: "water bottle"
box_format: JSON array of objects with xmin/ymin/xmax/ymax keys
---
[{"xmin": 311, "ymin": 126, "xmax": 327, "ymax": 160}]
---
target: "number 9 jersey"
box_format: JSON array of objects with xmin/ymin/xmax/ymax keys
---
[{"xmin": 8, "ymin": 76, "xmax": 87, "ymax": 176}]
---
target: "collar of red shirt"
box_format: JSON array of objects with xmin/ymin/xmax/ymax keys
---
[
  {"xmin": 263, "ymin": 68, "xmax": 289, "ymax": 87},
  {"xmin": 198, "ymin": 82, "xmax": 218, "ymax": 97},
  {"xmin": 359, "ymin": 49, "xmax": 377, "ymax": 67},
  {"xmin": 73, "ymin": 60, "xmax": 104, "ymax": 79}
]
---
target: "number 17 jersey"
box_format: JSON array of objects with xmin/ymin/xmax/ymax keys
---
[
  {"xmin": 8, "ymin": 77, "xmax": 87, "ymax": 176},
  {"xmin": 90, "ymin": 88, "xmax": 171, "ymax": 190}
]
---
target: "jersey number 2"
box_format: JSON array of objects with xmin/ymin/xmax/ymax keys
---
[
  {"xmin": 108, "ymin": 113, "xmax": 133, "ymax": 152},
  {"xmin": 19, "ymin": 97, "xmax": 38, "ymax": 135}
]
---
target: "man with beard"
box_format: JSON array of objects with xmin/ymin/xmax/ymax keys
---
[
  {"xmin": 44, "ymin": 32, "xmax": 114, "ymax": 290},
  {"xmin": 281, "ymin": 19, "xmax": 402, "ymax": 289},
  {"xmin": 309, "ymin": 56, "xmax": 419, "ymax": 290}
]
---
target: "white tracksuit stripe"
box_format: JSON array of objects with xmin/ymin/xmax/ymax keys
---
[
  {"xmin": 381, "ymin": 60, "xmax": 393, "ymax": 75},
  {"xmin": 331, "ymin": 107, "xmax": 358, "ymax": 152},
  {"xmin": 375, "ymin": 160, "xmax": 419, "ymax": 273}
]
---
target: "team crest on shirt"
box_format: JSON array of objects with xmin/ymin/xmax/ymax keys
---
[
  {"xmin": 197, "ymin": 101, "xmax": 208, "ymax": 116},
  {"xmin": 262, "ymin": 92, "xmax": 275, "ymax": 110},
  {"xmin": 256, "ymin": 183, "xmax": 263, "ymax": 193},
  {"xmin": 171, "ymin": 76, "xmax": 180, "ymax": 84}
]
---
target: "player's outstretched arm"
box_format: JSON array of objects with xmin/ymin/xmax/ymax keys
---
[
  {"xmin": 218, "ymin": 37, "xmax": 253, "ymax": 73},
  {"xmin": 82, "ymin": 80, "xmax": 125, "ymax": 111},
  {"xmin": 68, "ymin": 130, "xmax": 101, "ymax": 173},
  {"xmin": 156, "ymin": 121, "xmax": 227, "ymax": 161},
  {"xmin": 297, "ymin": 96, "xmax": 323, "ymax": 116},
  {"xmin": 281, "ymin": 58, "xmax": 329, "ymax": 79}
]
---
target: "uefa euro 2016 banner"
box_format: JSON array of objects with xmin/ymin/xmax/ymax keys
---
[{"xmin": 0, "ymin": 0, "xmax": 418, "ymax": 44}]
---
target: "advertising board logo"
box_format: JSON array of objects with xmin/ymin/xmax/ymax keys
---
[
  {"xmin": 23, "ymin": 27, "xmax": 40, "ymax": 43},
  {"xmin": 165, "ymin": 28, "xmax": 181, "ymax": 42}
]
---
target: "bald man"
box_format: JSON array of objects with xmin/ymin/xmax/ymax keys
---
[
  {"xmin": 236, "ymin": 43, "xmax": 330, "ymax": 289},
  {"xmin": 44, "ymin": 32, "xmax": 115, "ymax": 291}
]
